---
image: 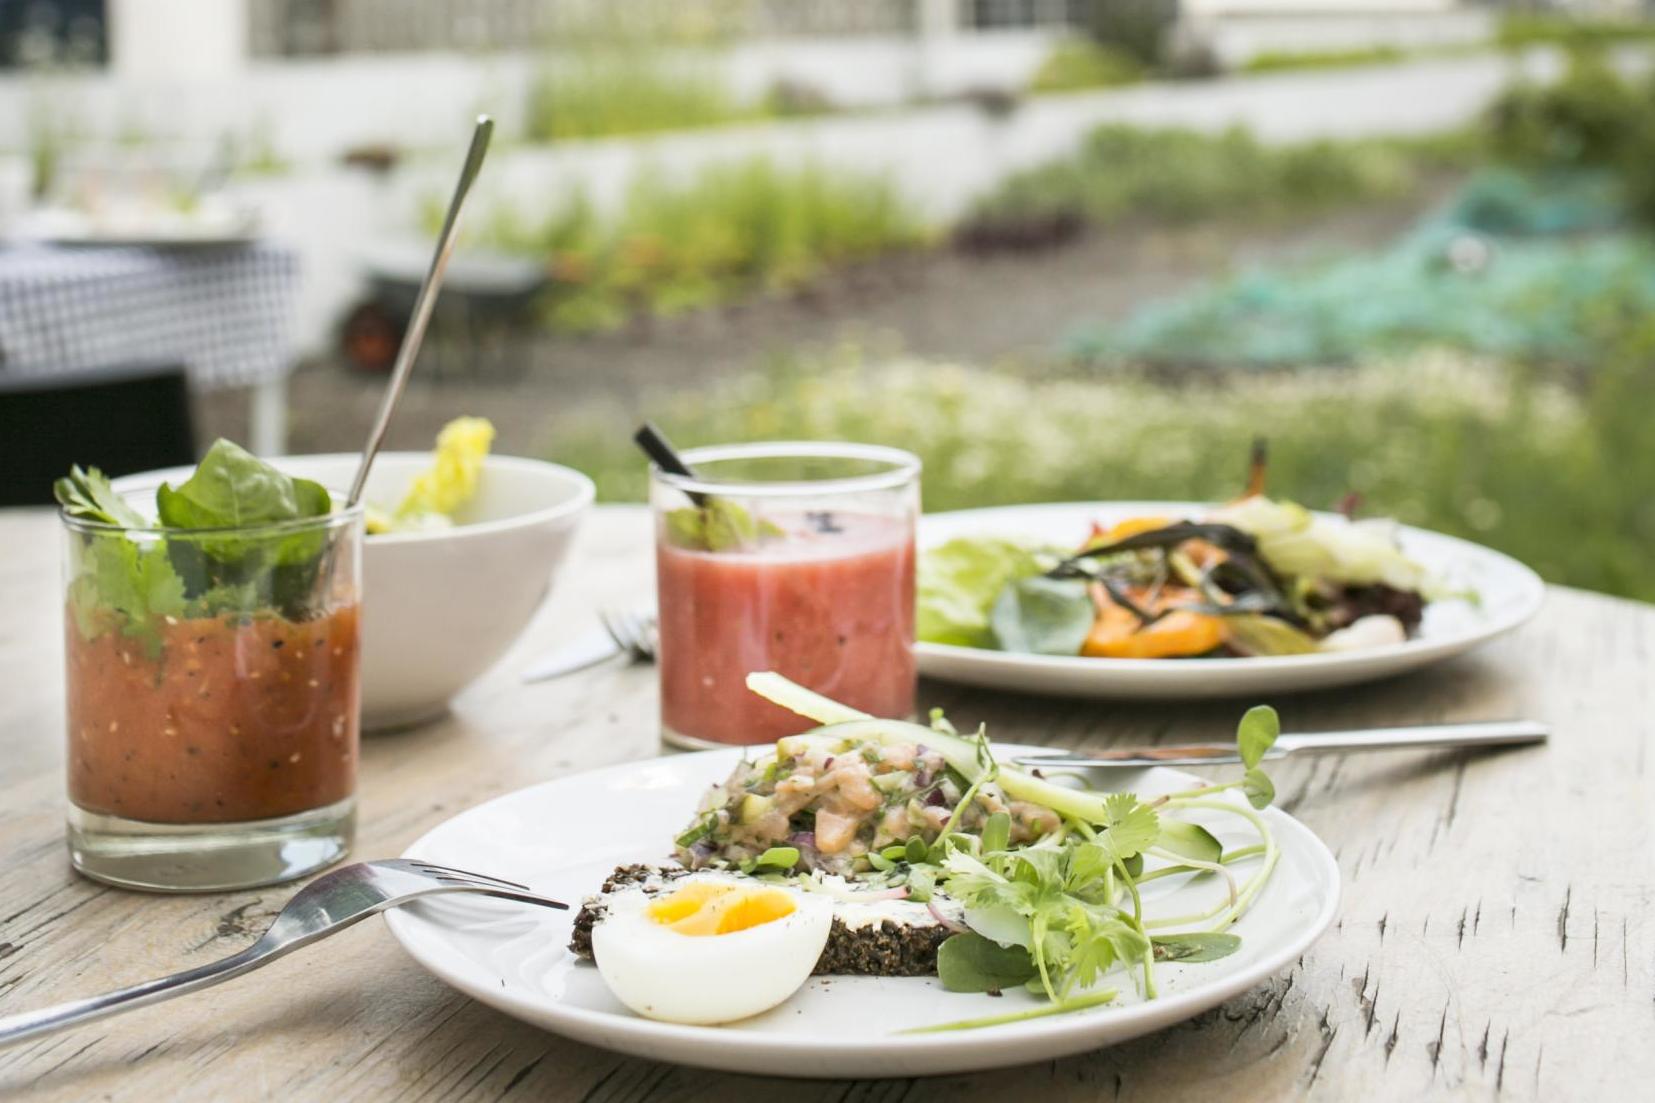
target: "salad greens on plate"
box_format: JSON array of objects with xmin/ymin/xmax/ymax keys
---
[
  {"xmin": 642, "ymin": 673, "xmax": 1288, "ymax": 1029},
  {"xmin": 920, "ymin": 487, "xmax": 1453, "ymax": 661}
]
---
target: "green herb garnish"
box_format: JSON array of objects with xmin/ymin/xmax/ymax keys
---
[
  {"xmin": 743, "ymin": 674, "xmax": 1286, "ymax": 1015},
  {"xmin": 157, "ymin": 439, "xmax": 332, "ymax": 566},
  {"xmin": 902, "ymin": 989, "xmax": 1119, "ymax": 1034},
  {"xmin": 55, "ymin": 440, "xmax": 338, "ymax": 653},
  {"xmin": 674, "ymin": 814, "xmax": 718, "ymax": 850},
  {"xmin": 936, "ymin": 931, "xmax": 1037, "ymax": 993},
  {"xmin": 738, "ymin": 846, "xmax": 800, "ymax": 874},
  {"xmin": 1151, "ymin": 932, "xmax": 1242, "ymax": 963},
  {"xmin": 55, "ymin": 465, "xmax": 149, "ymax": 529},
  {"xmin": 663, "ymin": 499, "xmax": 784, "ymax": 552},
  {"xmin": 987, "ymin": 576, "xmax": 1095, "ymax": 656}
]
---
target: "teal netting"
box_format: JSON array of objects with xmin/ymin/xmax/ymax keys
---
[{"xmin": 1069, "ymin": 169, "xmax": 1655, "ymax": 368}]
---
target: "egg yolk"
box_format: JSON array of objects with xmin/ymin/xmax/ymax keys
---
[{"xmin": 646, "ymin": 883, "xmax": 797, "ymax": 936}]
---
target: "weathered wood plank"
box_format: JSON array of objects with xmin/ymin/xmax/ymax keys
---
[{"xmin": 0, "ymin": 506, "xmax": 1649, "ymax": 1101}]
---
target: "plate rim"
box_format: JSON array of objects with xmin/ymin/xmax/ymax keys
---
[
  {"xmin": 915, "ymin": 500, "xmax": 1545, "ymax": 672},
  {"xmin": 385, "ymin": 744, "xmax": 1342, "ymax": 1070}
]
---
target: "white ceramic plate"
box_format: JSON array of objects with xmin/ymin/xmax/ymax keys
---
[
  {"xmin": 386, "ymin": 745, "xmax": 1340, "ymax": 1078},
  {"xmin": 917, "ymin": 502, "xmax": 1544, "ymax": 699}
]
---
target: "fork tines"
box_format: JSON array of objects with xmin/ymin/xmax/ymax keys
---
[{"xmin": 399, "ymin": 859, "xmax": 532, "ymax": 892}]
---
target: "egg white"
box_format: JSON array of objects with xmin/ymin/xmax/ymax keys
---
[{"xmin": 590, "ymin": 877, "xmax": 834, "ymax": 1025}]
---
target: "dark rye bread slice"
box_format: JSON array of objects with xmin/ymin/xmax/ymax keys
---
[{"xmin": 568, "ymin": 864, "xmax": 951, "ymax": 977}]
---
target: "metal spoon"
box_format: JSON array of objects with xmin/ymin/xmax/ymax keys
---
[{"xmin": 346, "ymin": 115, "xmax": 494, "ymax": 507}]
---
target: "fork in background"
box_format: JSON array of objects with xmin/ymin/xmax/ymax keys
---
[
  {"xmin": 599, "ymin": 606, "xmax": 657, "ymax": 662},
  {"xmin": 520, "ymin": 605, "xmax": 656, "ymax": 683}
]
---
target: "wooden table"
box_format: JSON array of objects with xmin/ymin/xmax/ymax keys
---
[{"xmin": 1, "ymin": 506, "xmax": 1648, "ymax": 1100}]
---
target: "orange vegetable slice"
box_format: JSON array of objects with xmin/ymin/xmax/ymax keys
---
[{"xmin": 1082, "ymin": 584, "xmax": 1225, "ymax": 659}]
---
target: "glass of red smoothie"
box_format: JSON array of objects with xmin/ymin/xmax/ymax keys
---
[
  {"xmin": 60, "ymin": 501, "xmax": 363, "ymax": 891},
  {"xmin": 650, "ymin": 442, "xmax": 920, "ymax": 748}
]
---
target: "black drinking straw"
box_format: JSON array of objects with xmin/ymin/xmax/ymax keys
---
[{"xmin": 634, "ymin": 423, "xmax": 707, "ymax": 505}]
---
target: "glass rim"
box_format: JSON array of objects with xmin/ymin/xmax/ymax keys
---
[
  {"xmin": 60, "ymin": 500, "xmax": 365, "ymax": 539},
  {"xmin": 652, "ymin": 441, "xmax": 921, "ymax": 498}
]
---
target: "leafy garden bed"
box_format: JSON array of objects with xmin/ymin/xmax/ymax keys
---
[{"xmin": 544, "ymin": 342, "xmax": 1655, "ymax": 604}]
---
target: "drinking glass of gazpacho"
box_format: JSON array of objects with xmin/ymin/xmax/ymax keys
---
[
  {"xmin": 57, "ymin": 452, "xmax": 363, "ymax": 891},
  {"xmin": 650, "ymin": 442, "xmax": 920, "ymax": 747}
]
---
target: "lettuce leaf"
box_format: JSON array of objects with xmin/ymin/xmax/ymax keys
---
[
  {"xmin": 917, "ymin": 537, "xmax": 1043, "ymax": 647},
  {"xmin": 989, "ymin": 576, "xmax": 1094, "ymax": 656},
  {"xmin": 1210, "ymin": 495, "xmax": 1437, "ymax": 596},
  {"xmin": 391, "ymin": 416, "xmax": 493, "ymax": 525}
]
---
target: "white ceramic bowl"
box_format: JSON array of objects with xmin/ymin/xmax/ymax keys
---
[{"xmin": 114, "ymin": 453, "xmax": 593, "ymax": 729}]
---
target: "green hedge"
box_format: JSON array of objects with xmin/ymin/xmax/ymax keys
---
[{"xmin": 544, "ymin": 342, "xmax": 1655, "ymax": 603}]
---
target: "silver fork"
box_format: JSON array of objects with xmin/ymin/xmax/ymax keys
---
[
  {"xmin": 518, "ymin": 606, "xmax": 656, "ymax": 683},
  {"xmin": 599, "ymin": 606, "xmax": 657, "ymax": 662},
  {"xmin": 0, "ymin": 859, "xmax": 565, "ymax": 1048}
]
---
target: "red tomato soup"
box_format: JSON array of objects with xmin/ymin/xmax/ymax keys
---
[
  {"xmin": 65, "ymin": 606, "xmax": 361, "ymax": 824},
  {"xmin": 657, "ymin": 511, "xmax": 915, "ymax": 745}
]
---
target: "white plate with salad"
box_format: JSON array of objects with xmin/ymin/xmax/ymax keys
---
[
  {"xmin": 916, "ymin": 499, "xmax": 1544, "ymax": 699},
  {"xmin": 387, "ymin": 675, "xmax": 1338, "ymax": 1077}
]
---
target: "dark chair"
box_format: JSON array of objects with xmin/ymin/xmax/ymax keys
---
[{"xmin": 0, "ymin": 364, "xmax": 196, "ymax": 507}]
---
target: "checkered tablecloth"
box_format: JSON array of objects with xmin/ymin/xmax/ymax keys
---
[{"xmin": 0, "ymin": 242, "xmax": 299, "ymax": 388}]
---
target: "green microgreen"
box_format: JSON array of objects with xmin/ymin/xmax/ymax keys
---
[
  {"xmin": 1151, "ymin": 932, "xmax": 1243, "ymax": 963},
  {"xmin": 902, "ymin": 989, "xmax": 1119, "ymax": 1033},
  {"xmin": 733, "ymin": 673, "xmax": 1288, "ymax": 1019},
  {"xmin": 737, "ymin": 846, "xmax": 800, "ymax": 874},
  {"xmin": 1237, "ymin": 705, "xmax": 1281, "ymax": 770}
]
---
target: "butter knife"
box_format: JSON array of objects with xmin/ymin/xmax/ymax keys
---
[{"xmin": 1012, "ymin": 720, "xmax": 1548, "ymax": 768}]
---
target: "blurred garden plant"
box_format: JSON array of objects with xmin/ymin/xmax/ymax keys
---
[
  {"xmin": 1486, "ymin": 43, "xmax": 1655, "ymax": 225},
  {"xmin": 527, "ymin": 42, "xmax": 752, "ymax": 142},
  {"xmin": 956, "ymin": 124, "xmax": 1475, "ymax": 251},
  {"xmin": 456, "ymin": 159, "xmax": 924, "ymax": 332},
  {"xmin": 545, "ymin": 343, "xmax": 1655, "ymax": 603},
  {"xmin": 524, "ymin": 3, "xmax": 758, "ymax": 141},
  {"xmin": 1028, "ymin": 38, "xmax": 1144, "ymax": 93},
  {"xmin": 1497, "ymin": 14, "xmax": 1655, "ymax": 51},
  {"xmin": 1240, "ymin": 46, "xmax": 1406, "ymax": 74}
]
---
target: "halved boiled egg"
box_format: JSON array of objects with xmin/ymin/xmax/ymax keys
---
[{"xmin": 591, "ymin": 877, "xmax": 833, "ymax": 1024}]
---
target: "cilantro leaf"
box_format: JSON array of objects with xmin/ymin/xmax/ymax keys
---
[
  {"xmin": 1099, "ymin": 793, "xmax": 1159, "ymax": 862},
  {"xmin": 54, "ymin": 465, "xmax": 147, "ymax": 528},
  {"xmin": 67, "ymin": 531, "xmax": 185, "ymax": 657},
  {"xmin": 1237, "ymin": 705, "xmax": 1280, "ymax": 770},
  {"xmin": 902, "ymin": 988, "xmax": 1119, "ymax": 1034}
]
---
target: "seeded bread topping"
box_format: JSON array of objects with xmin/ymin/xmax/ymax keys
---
[{"xmin": 569, "ymin": 864, "xmax": 958, "ymax": 977}]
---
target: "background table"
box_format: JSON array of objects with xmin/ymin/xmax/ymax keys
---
[
  {"xmin": 0, "ymin": 506, "xmax": 1648, "ymax": 1100},
  {"xmin": 0, "ymin": 243, "xmax": 299, "ymax": 454}
]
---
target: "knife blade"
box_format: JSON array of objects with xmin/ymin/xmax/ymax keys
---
[
  {"xmin": 1012, "ymin": 720, "xmax": 1549, "ymax": 768},
  {"xmin": 518, "ymin": 626, "xmax": 624, "ymax": 683}
]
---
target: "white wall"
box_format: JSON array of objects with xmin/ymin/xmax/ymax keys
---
[
  {"xmin": 1194, "ymin": 10, "xmax": 1495, "ymax": 67},
  {"xmin": 0, "ymin": 31, "xmax": 1058, "ymax": 167},
  {"xmin": 0, "ymin": 26, "xmax": 1571, "ymax": 359},
  {"xmin": 107, "ymin": 0, "xmax": 249, "ymax": 81}
]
